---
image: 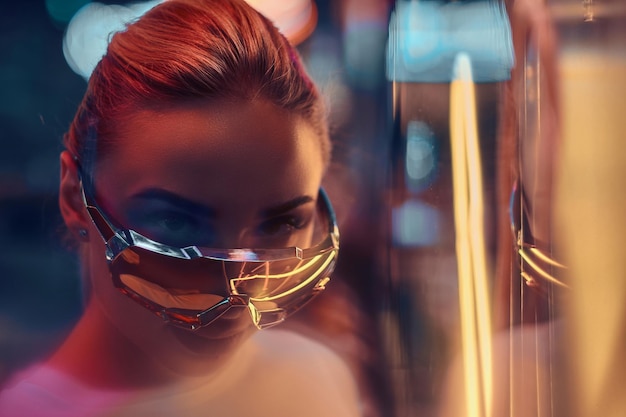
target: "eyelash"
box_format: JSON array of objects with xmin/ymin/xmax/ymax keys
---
[
  {"xmin": 127, "ymin": 208, "xmax": 312, "ymax": 247},
  {"xmin": 135, "ymin": 210, "xmax": 212, "ymax": 245},
  {"xmin": 257, "ymin": 215, "xmax": 307, "ymax": 236}
]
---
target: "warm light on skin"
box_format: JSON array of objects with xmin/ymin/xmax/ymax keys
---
[
  {"xmin": 449, "ymin": 53, "xmax": 493, "ymax": 417},
  {"xmin": 57, "ymin": 98, "xmax": 327, "ymax": 381}
]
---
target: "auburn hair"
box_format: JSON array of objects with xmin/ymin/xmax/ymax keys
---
[{"xmin": 64, "ymin": 0, "xmax": 329, "ymax": 171}]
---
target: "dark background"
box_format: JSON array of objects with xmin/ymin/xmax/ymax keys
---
[{"xmin": 0, "ymin": 1, "xmax": 87, "ymax": 380}]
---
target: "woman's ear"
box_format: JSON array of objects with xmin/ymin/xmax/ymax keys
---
[{"xmin": 59, "ymin": 151, "xmax": 90, "ymax": 238}]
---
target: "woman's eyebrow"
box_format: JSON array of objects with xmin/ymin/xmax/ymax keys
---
[
  {"xmin": 259, "ymin": 195, "xmax": 314, "ymax": 218},
  {"xmin": 130, "ymin": 188, "xmax": 217, "ymax": 217}
]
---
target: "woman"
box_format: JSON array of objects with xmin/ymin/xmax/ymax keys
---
[{"xmin": 0, "ymin": 0, "xmax": 361, "ymax": 415}]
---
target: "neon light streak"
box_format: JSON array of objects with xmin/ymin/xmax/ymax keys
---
[
  {"xmin": 518, "ymin": 249, "xmax": 569, "ymax": 288},
  {"xmin": 450, "ymin": 53, "xmax": 494, "ymax": 417},
  {"xmin": 528, "ymin": 247, "xmax": 566, "ymax": 268},
  {"xmin": 230, "ymin": 251, "xmax": 337, "ymax": 301}
]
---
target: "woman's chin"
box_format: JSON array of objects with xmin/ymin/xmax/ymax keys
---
[
  {"xmin": 171, "ymin": 321, "xmax": 254, "ymax": 350},
  {"xmin": 156, "ymin": 319, "xmax": 257, "ymax": 376},
  {"xmin": 98, "ymin": 287, "xmax": 257, "ymax": 378}
]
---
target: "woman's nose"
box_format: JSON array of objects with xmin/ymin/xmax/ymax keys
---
[{"xmin": 213, "ymin": 225, "xmax": 255, "ymax": 249}]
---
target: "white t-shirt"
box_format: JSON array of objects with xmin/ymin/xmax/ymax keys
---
[{"xmin": 0, "ymin": 329, "xmax": 362, "ymax": 417}]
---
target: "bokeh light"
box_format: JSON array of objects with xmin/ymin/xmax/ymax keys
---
[{"xmin": 45, "ymin": 0, "xmax": 90, "ymax": 25}]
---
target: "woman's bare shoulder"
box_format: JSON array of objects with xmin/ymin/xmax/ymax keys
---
[{"xmin": 245, "ymin": 329, "xmax": 363, "ymax": 417}]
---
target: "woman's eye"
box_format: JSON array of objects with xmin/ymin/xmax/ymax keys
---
[
  {"xmin": 257, "ymin": 216, "xmax": 305, "ymax": 237},
  {"xmin": 154, "ymin": 214, "xmax": 191, "ymax": 232},
  {"xmin": 131, "ymin": 210, "xmax": 212, "ymax": 247}
]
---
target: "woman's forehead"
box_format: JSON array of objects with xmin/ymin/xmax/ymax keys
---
[
  {"xmin": 111, "ymin": 99, "xmax": 319, "ymax": 160},
  {"xmin": 93, "ymin": 98, "xmax": 325, "ymax": 207}
]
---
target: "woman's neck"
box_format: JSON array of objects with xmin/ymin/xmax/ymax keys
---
[{"xmin": 47, "ymin": 301, "xmax": 177, "ymax": 390}]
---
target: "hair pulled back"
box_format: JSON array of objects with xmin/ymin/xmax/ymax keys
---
[{"xmin": 64, "ymin": 0, "xmax": 329, "ymax": 172}]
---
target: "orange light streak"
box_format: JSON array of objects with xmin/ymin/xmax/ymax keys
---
[{"xmin": 450, "ymin": 53, "xmax": 494, "ymax": 417}]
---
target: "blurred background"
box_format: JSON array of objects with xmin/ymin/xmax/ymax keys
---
[{"xmin": 0, "ymin": 0, "xmax": 87, "ymax": 380}]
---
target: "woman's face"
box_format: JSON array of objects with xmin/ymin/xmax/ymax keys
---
[{"xmin": 84, "ymin": 98, "xmax": 326, "ymax": 377}]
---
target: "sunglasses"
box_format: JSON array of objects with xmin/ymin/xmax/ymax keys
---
[{"xmin": 78, "ymin": 173, "xmax": 339, "ymax": 330}]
